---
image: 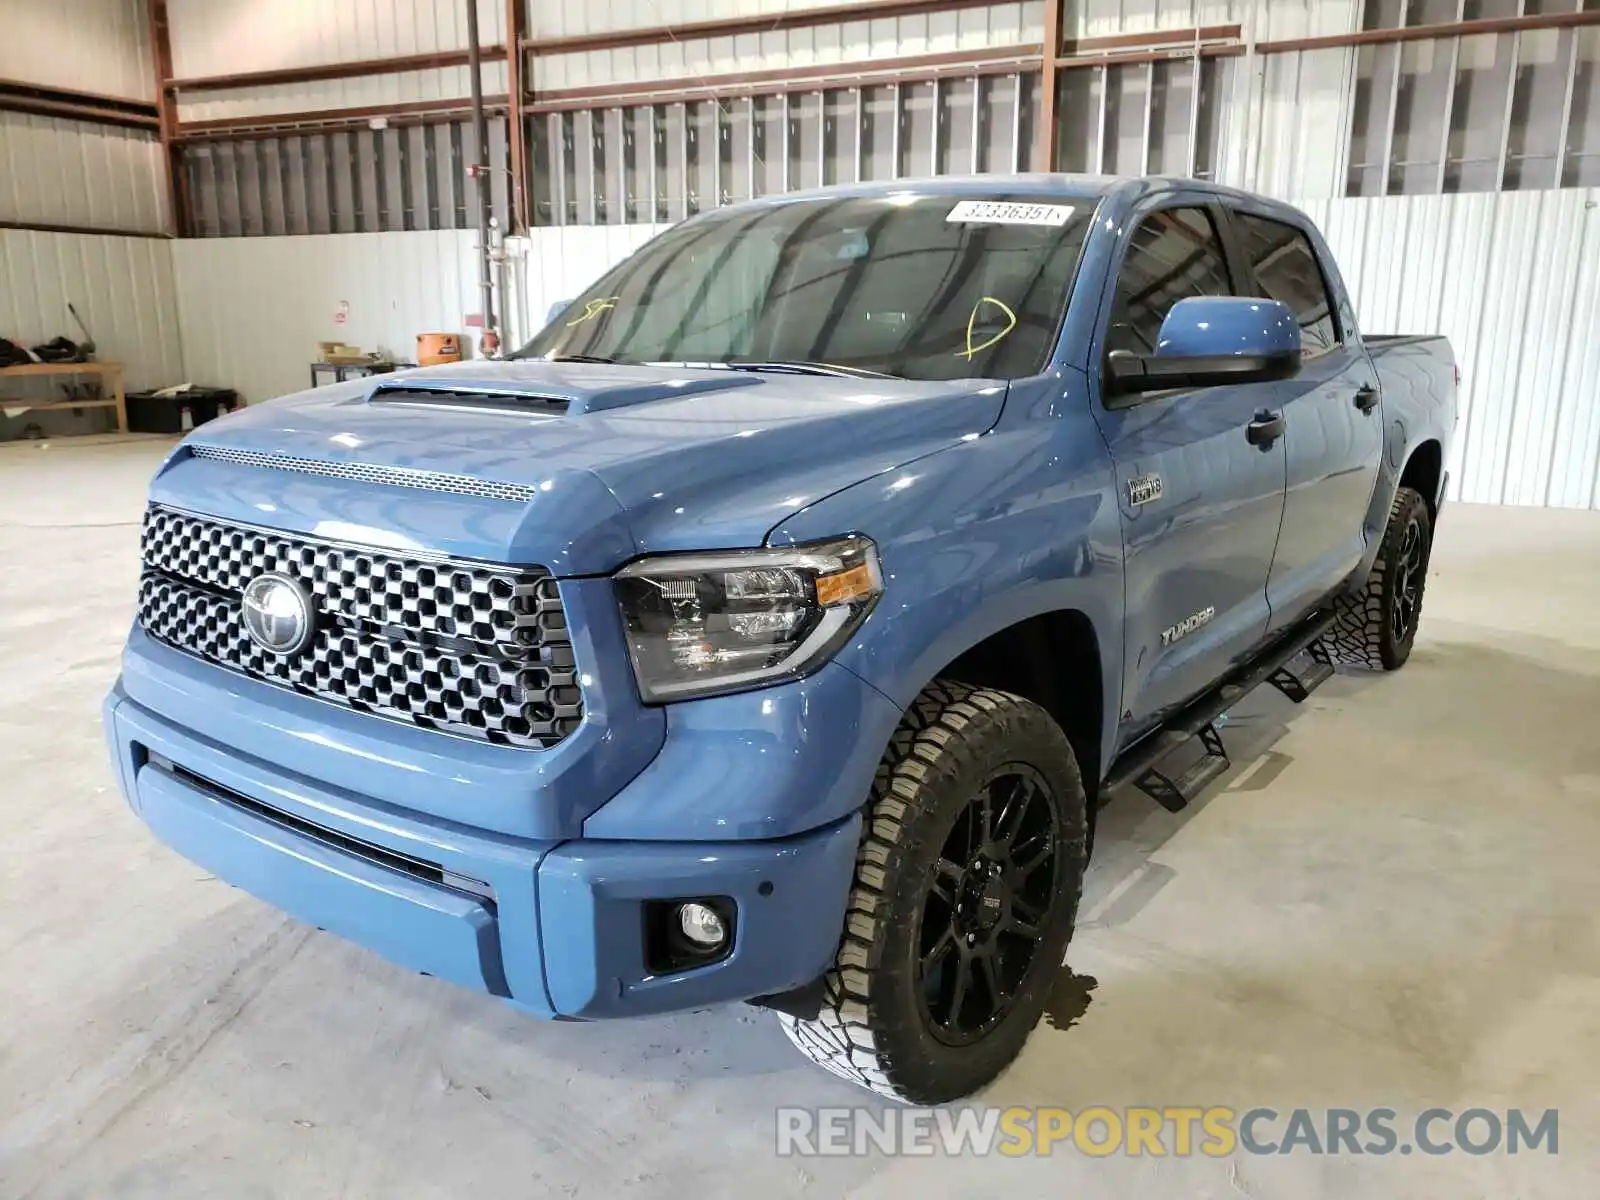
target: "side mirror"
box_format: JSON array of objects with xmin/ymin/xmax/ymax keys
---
[
  {"xmin": 1106, "ymin": 296, "xmax": 1302, "ymax": 399},
  {"xmin": 545, "ymin": 299, "xmax": 572, "ymax": 326}
]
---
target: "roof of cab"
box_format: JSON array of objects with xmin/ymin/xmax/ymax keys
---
[
  {"xmin": 720, "ymin": 172, "xmax": 1275, "ymax": 212},
  {"xmin": 751, "ymin": 173, "xmax": 1125, "ymax": 206}
]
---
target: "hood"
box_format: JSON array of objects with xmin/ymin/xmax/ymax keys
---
[{"xmin": 151, "ymin": 360, "xmax": 1005, "ymax": 574}]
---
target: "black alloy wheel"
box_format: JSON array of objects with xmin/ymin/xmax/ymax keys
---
[
  {"xmin": 918, "ymin": 765, "xmax": 1061, "ymax": 1046},
  {"xmin": 1390, "ymin": 514, "xmax": 1426, "ymax": 645}
]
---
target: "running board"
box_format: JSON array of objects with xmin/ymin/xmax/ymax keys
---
[
  {"xmin": 1267, "ymin": 639, "xmax": 1333, "ymax": 704},
  {"xmin": 1103, "ymin": 608, "xmax": 1339, "ymax": 812}
]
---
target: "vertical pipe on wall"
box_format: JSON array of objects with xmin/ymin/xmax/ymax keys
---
[
  {"xmin": 746, "ymin": 96, "xmax": 757, "ymax": 200},
  {"xmin": 1377, "ymin": 4, "xmax": 1409, "ymax": 196},
  {"xmin": 890, "ymin": 82, "xmax": 902, "ymax": 178},
  {"xmin": 1037, "ymin": 0, "xmax": 1062, "ymax": 171},
  {"xmin": 1139, "ymin": 60, "xmax": 1155, "ymax": 176},
  {"xmin": 1009, "ymin": 74, "xmax": 1023, "ymax": 172},
  {"xmin": 1186, "ymin": 53, "xmax": 1201, "ymax": 178},
  {"xmin": 1553, "ymin": 24, "xmax": 1579, "ymax": 187},
  {"xmin": 1436, "ymin": 38, "xmax": 1462, "ymax": 194},
  {"xmin": 968, "ymin": 73, "xmax": 982, "ymax": 174},
  {"xmin": 816, "ymin": 90, "xmax": 827, "ymax": 186},
  {"xmin": 782, "ymin": 92, "xmax": 793, "ymax": 194},
  {"xmin": 506, "ymin": 0, "xmax": 529, "ymax": 233},
  {"xmin": 647, "ymin": 107, "xmax": 660, "ymax": 223},
  {"xmin": 1496, "ymin": 28, "xmax": 1523, "ymax": 188},
  {"xmin": 854, "ymin": 88, "xmax": 865, "ymax": 182},
  {"xmin": 467, "ymin": 0, "xmax": 497, "ymax": 344},
  {"xmin": 1093, "ymin": 66, "xmax": 1109, "ymax": 175}
]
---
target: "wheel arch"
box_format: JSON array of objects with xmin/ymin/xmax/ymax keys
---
[
  {"xmin": 1400, "ymin": 438, "xmax": 1444, "ymax": 521},
  {"xmin": 918, "ymin": 608, "xmax": 1108, "ymax": 799}
]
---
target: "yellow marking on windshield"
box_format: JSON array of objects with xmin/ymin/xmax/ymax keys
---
[
  {"xmin": 566, "ymin": 297, "xmax": 619, "ymax": 326},
  {"xmin": 960, "ymin": 296, "xmax": 1018, "ymax": 360}
]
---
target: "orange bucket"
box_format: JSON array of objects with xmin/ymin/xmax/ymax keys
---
[{"xmin": 417, "ymin": 332, "xmax": 462, "ymax": 367}]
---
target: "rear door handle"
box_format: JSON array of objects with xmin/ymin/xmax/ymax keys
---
[
  {"xmin": 1246, "ymin": 410, "xmax": 1285, "ymax": 446},
  {"xmin": 1354, "ymin": 384, "xmax": 1380, "ymax": 413}
]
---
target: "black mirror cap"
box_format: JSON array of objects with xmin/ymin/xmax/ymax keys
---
[{"xmin": 1104, "ymin": 348, "xmax": 1303, "ymax": 402}]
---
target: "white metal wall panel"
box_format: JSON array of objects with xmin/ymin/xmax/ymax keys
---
[
  {"xmin": 169, "ymin": 224, "xmax": 661, "ymax": 404},
  {"xmin": 1305, "ymin": 189, "xmax": 1600, "ymax": 510},
  {"xmin": 174, "ymin": 62, "xmax": 511, "ymax": 123},
  {"xmin": 173, "ymin": 231, "xmax": 490, "ymax": 404},
  {"xmin": 0, "ymin": 230, "xmax": 182, "ymax": 390},
  {"xmin": 167, "ymin": 0, "xmax": 505, "ymax": 78},
  {"xmin": 530, "ymin": 0, "xmax": 1028, "ymax": 37},
  {"xmin": 1248, "ymin": 48, "xmax": 1355, "ymax": 200},
  {"xmin": 0, "ymin": 112, "xmax": 169, "ymax": 234},
  {"xmin": 0, "ymin": 0, "xmax": 154, "ymax": 101},
  {"xmin": 515, "ymin": 223, "xmax": 661, "ymax": 328},
  {"xmin": 534, "ymin": 3, "xmax": 1041, "ymax": 91}
]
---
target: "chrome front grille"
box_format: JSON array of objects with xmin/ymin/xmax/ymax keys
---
[{"xmin": 136, "ymin": 505, "xmax": 583, "ymax": 748}]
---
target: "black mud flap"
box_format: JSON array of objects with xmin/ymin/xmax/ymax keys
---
[{"xmin": 747, "ymin": 975, "xmax": 827, "ymax": 1021}]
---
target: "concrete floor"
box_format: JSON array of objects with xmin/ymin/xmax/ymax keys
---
[{"xmin": 3, "ymin": 435, "xmax": 1599, "ymax": 1199}]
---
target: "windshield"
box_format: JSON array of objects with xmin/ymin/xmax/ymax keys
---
[{"xmin": 514, "ymin": 192, "xmax": 1095, "ymax": 381}]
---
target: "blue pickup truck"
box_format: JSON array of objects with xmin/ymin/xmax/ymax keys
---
[{"xmin": 105, "ymin": 175, "xmax": 1456, "ymax": 1104}]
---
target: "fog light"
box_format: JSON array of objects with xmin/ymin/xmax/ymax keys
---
[{"xmin": 677, "ymin": 901, "xmax": 728, "ymax": 948}]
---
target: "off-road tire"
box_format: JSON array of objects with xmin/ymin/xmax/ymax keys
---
[
  {"xmin": 777, "ymin": 680, "xmax": 1088, "ymax": 1104},
  {"xmin": 1321, "ymin": 485, "xmax": 1433, "ymax": 671}
]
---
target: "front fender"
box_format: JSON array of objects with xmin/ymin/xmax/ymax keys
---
[{"xmin": 769, "ymin": 373, "xmax": 1125, "ymax": 778}]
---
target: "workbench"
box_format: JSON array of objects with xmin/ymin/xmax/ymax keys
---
[{"xmin": 0, "ymin": 361, "xmax": 126, "ymax": 434}]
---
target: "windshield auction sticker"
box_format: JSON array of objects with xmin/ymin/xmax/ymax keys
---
[{"xmin": 946, "ymin": 200, "xmax": 1075, "ymax": 226}]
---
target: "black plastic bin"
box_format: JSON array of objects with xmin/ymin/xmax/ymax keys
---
[{"xmin": 125, "ymin": 388, "xmax": 239, "ymax": 434}]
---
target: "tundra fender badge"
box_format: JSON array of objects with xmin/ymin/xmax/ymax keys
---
[
  {"xmin": 1162, "ymin": 605, "xmax": 1216, "ymax": 647},
  {"xmin": 1127, "ymin": 473, "xmax": 1163, "ymax": 507}
]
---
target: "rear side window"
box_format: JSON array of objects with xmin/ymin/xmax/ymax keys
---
[
  {"xmin": 1105, "ymin": 207, "xmax": 1233, "ymax": 357},
  {"xmin": 1234, "ymin": 212, "xmax": 1340, "ymax": 354}
]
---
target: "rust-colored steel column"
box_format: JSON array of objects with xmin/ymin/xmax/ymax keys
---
[
  {"xmin": 147, "ymin": 0, "xmax": 188, "ymax": 234},
  {"xmin": 506, "ymin": 0, "xmax": 529, "ymax": 233},
  {"xmin": 1036, "ymin": 0, "xmax": 1062, "ymax": 172}
]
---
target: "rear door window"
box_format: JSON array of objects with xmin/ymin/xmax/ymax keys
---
[
  {"xmin": 1104, "ymin": 207, "xmax": 1234, "ymax": 357},
  {"xmin": 1233, "ymin": 212, "xmax": 1341, "ymax": 354}
]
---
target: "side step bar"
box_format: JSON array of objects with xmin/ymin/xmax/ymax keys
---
[
  {"xmin": 1267, "ymin": 638, "xmax": 1333, "ymax": 704},
  {"xmin": 1103, "ymin": 607, "xmax": 1339, "ymax": 813}
]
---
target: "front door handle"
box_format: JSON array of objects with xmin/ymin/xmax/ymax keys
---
[
  {"xmin": 1246, "ymin": 410, "xmax": 1285, "ymax": 446},
  {"xmin": 1354, "ymin": 384, "xmax": 1380, "ymax": 414}
]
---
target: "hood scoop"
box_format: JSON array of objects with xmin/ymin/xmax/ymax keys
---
[{"xmin": 368, "ymin": 383, "xmax": 570, "ymax": 416}]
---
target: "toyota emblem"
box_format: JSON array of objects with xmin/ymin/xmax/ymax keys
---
[{"xmin": 241, "ymin": 572, "xmax": 315, "ymax": 656}]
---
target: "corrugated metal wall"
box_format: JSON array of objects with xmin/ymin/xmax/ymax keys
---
[
  {"xmin": 168, "ymin": 224, "xmax": 664, "ymax": 403},
  {"xmin": 172, "ymin": 231, "xmax": 495, "ymax": 403},
  {"xmin": 167, "ymin": 0, "xmax": 505, "ymax": 76},
  {"xmin": 1306, "ymin": 189, "xmax": 1600, "ymax": 511},
  {"xmin": 0, "ymin": 229, "xmax": 183, "ymax": 437},
  {"xmin": 170, "ymin": 0, "xmax": 506, "ymax": 124},
  {"xmin": 0, "ymin": 112, "xmax": 170, "ymax": 234},
  {"xmin": 0, "ymin": 0, "xmax": 155, "ymax": 101},
  {"xmin": 0, "ymin": 0, "xmax": 177, "ymax": 438},
  {"xmin": 175, "ymin": 63, "xmax": 511, "ymax": 124},
  {"xmin": 532, "ymin": 3, "xmax": 1042, "ymax": 91}
]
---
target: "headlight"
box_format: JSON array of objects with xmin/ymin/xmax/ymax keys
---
[{"xmin": 613, "ymin": 535, "xmax": 882, "ymax": 702}]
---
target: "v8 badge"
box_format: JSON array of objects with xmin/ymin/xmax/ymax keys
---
[{"xmin": 1127, "ymin": 473, "xmax": 1163, "ymax": 507}]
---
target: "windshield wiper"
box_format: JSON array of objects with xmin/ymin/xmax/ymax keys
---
[
  {"xmin": 543, "ymin": 353, "xmax": 624, "ymax": 365},
  {"xmin": 720, "ymin": 360, "xmax": 900, "ymax": 379}
]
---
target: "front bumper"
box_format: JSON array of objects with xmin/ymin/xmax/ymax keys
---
[{"xmin": 104, "ymin": 681, "xmax": 868, "ymax": 1018}]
